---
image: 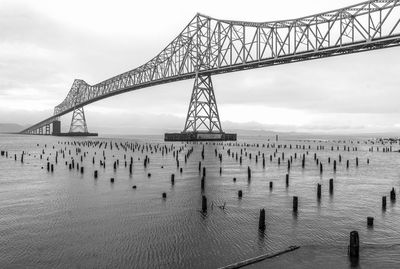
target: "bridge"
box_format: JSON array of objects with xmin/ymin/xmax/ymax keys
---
[{"xmin": 20, "ymin": 0, "xmax": 400, "ymax": 140}]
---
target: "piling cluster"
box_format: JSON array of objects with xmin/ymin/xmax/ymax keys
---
[{"xmin": 0, "ymin": 134, "xmax": 398, "ymax": 263}]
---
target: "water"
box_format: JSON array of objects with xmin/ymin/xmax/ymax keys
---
[{"xmin": 0, "ymin": 133, "xmax": 400, "ymax": 268}]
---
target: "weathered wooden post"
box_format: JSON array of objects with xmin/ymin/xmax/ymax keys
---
[
  {"xmin": 202, "ymin": 195, "xmax": 207, "ymax": 212},
  {"xmin": 317, "ymin": 184, "xmax": 321, "ymax": 199},
  {"xmin": 390, "ymin": 188, "xmax": 396, "ymax": 201},
  {"xmin": 329, "ymin": 178, "xmax": 334, "ymax": 194},
  {"xmin": 259, "ymin": 209, "xmax": 266, "ymax": 231},
  {"xmin": 367, "ymin": 217, "xmax": 374, "ymax": 227},
  {"xmin": 348, "ymin": 231, "xmax": 359, "ymax": 258},
  {"xmin": 293, "ymin": 196, "xmax": 298, "ymax": 212},
  {"xmin": 382, "ymin": 196, "xmax": 387, "ymax": 210}
]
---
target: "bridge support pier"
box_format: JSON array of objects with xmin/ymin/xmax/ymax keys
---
[
  {"xmin": 52, "ymin": 120, "xmax": 61, "ymax": 135},
  {"xmin": 70, "ymin": 106, "xmax": 88, "ymax": 133},
  {"xmin": 62, "ymin": 106, "xmax": 98, "ymax": 136},
  {"xmin": 45, "ymin": 124, "xmax": 51, "ymax": 135},
  {"xmin": 165, "ymin": 73, "xmax": 236, "ymax": 141}
]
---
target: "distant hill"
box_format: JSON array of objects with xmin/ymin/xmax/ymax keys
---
[
  {"xmin": 226, "ymin": 129, "xmax": 279, "ymax": 137},
  {"xmin": 0, "ymin": 123, "xmax": 24, "ymax": 133}
]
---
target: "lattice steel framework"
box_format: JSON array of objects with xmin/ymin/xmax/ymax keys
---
[
  {"xmin": 21, "ymin": 0, "xmax": 400, "ymax": 134},
  {"xmin": 183, "ymin": 73, "xmax": 222, "ymax": 133},
  {"xmin": 69, "ymin": 107, "xmax": 88, "ymax": 133}
]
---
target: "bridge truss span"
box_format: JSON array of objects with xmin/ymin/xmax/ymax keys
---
[{"xmin": 21, "ymin": 0, "xmax": 400, "ymax": 136}]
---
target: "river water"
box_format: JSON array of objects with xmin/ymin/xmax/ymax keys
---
[{"xmin": 0, "ymin": 133, "xmax": 399, "ymax": 268}]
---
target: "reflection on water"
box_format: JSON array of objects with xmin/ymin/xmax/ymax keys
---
[{"xmin": 0, "ymin": 134, "xmax": 399, "ymax": 268}]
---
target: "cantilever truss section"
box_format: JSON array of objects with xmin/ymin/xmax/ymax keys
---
[
  {"xmin": 69, "ymin": 107, "xmax": 88, "ymax": 133},
  {"xmin": 50, "ymin": 0, "xmax": 400, "ymax": 119},
  {"xmin": 20, "ymin": 0, "xmax": 400, "ymax": 134},
  {"xmin": 183, "ymin": 74, "xmax": 222, "ymax": 133}
]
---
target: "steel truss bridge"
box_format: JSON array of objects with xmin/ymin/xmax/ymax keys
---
[{"xmin": 21, "ymin": 0, "xmax": 400, "ymax": 139}]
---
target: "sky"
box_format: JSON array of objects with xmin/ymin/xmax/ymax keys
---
[{"xmin": 1, "ymin": 0, "xmax": 400, "ymax": 134}]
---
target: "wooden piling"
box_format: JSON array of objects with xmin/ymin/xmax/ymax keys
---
[
  {"xmin": 259, "ymin": 209, "xmax": 266, "ymax": 231},
  {"xmin": 348, "ymin": 231, "xmax": 359, "ymax": 258},
  {"xmin": 390, "ymin": 188, "xmax": 396, "ymax": 201},
  {"xmin": 202, "ymin": 195, "xmax": 207, "ymax": 212},
  {"xmin": 367, "ymin": 217, "xmax": 374, "ymax": 227},
  {"xmin": 293, "ymin": 196, "xmax": 298, "ymax": 212},
  {"xmin": 382, "ymin": 196, "xmax": 387, "ymax": 210},
  {"xmin": 317, "ymin": 184, "xmax": 321, "ymax": 199}
]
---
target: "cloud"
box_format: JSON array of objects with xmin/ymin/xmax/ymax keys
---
[{"xmin": 214, "ymin": 47, "xmax": 400, "ymax": 114}]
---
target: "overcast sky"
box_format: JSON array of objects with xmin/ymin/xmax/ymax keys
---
[{"xmin": 1, "ymin": 0, "xmax": 400, "ymax": 134}]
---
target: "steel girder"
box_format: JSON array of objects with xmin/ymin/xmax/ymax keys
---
[{"xmin": 21, "ymin": 0, "xmax": 400, "ymax": 134}]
